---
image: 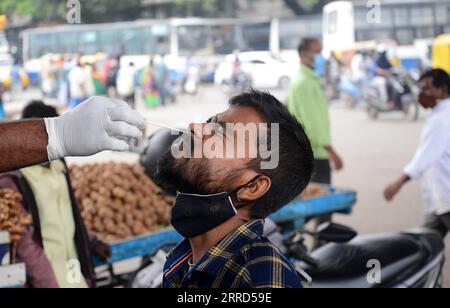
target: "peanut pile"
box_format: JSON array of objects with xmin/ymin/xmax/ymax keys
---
[
  {"xmin": 0, "ymin": 189, "xmax": 32, "ymax": 243},
  {"xmin": 70, "ymin": 163, "xmax": 174, "ymax": 242}
]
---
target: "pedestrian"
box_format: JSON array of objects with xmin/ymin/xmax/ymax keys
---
[
  {"xmin": 287, "ymin": 38, "xmax": 344, "ymax": 227},
  {"xmin": 325, "ymin": 51, "xmax": 342, "ymax": 100},
  {"xmin": 117, "ymin": 61, "xmax": 136, "ymax": 108},
  {"xmin": 92, "ymin": 64, "xmax": 107, "ymax": 96},
  {"xmin": 40, "ymin": 55, "xmax": 58, "ymax": 99},
  {"xmin": 384, "ymin": 69, "xmax": 450, "ymax": 238},
  {"xmin": 68, "ymin": 60, "xmax": 88, "ymax": 109},
  {"xmin": 288, "ymin": 38, "xmax": 344, "ymax": 184},
  {"xmin": 56, "ymin": 57, "xmax": 69, "ymax": 107},
  {"xmin": 140, "ymin": 58, "xmax": 160, "ymax": 107},
  {"xmin": 155, "ymin": 55, "xmax": 170, "ymax": 106}
]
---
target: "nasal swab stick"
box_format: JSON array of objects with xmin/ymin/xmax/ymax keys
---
[{"xmin": 144, "ymin": 120, "xmax": 188, "ymax": 133}]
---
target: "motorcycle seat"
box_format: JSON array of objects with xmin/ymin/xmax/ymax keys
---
[{"xmin": 303, "ymin": 231, "xmax": 440, "ymax": 288}]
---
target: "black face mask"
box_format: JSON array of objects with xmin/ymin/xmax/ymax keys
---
[{"xmin": 170, "ymin": 175, "xmax": 261, "ymax": 239}]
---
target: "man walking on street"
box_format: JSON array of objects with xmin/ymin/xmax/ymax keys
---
[
  {"xmin": 384, "ymin": 69, "xmax": 450, "ymax": 238},
  {"xmin": 287, "ymin": 38, "xmax": 343, "ymax": 185}
]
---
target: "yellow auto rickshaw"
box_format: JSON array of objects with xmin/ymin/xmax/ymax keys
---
[{"xmin": 432, "ymin": 34, "xmax": 450, "ymax": 74}]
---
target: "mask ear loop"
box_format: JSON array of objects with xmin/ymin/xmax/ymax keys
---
[{"xmin": 232, "ymin": 175, "xmax": 263, "ymax": 210}]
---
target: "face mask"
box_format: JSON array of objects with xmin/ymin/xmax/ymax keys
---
[{"xmin": 170, "ymin": 175, "xmax": 261, "ymax": 239}]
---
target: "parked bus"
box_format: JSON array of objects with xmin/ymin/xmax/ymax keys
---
[{"xmin": 21, "ymin": 18, "xmax": 277, "ymax": 82}]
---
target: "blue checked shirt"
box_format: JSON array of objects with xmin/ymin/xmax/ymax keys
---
[{"xmin": 163, "ymin": 219, "xmax": 302, "ymax": 288}]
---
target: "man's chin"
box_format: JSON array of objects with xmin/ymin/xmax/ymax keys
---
[{"xmin": 155, "ymin": 153, "xmax": 193, "ymax": 194}]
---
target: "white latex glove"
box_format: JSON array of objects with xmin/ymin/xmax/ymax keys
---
[{"xmin": 44, "ymin": 97, "xmax": 144, "ymax": 161}]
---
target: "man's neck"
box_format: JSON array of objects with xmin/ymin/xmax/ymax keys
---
[
  {"xmin": 433, "ymin": 97, "xmax": 450, "ymax": 109},
  {"xmin": 189, "ymin": 216, "xmax": 248, "ymax": 264},
  {"xmin": 301, "ymin": 61, "xmax": 314, "ymax": 70}
]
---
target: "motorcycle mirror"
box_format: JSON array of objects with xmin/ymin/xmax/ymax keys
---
[{"xmin": 317, "ymin": 222, "xmax": 358, "ymax": 243}]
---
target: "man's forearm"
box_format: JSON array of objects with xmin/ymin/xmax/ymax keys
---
[
  {"xmin": 0, "ymin": 120, "xmax": 49, "ymax": 173},
  {"xmin": 397, "ymin": 174, "xmax": 411, "ymax": 186}
]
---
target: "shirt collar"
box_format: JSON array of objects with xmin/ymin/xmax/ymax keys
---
[
  {"xmin": 164, "ymin": 219, "xmax": 265, "ymax": 278},
  {"xmin": 433, "ymin": 98, "xmax": 450, "ymax": 113},
  {"xmin": 21, "ymin": 160, "xmax": 66, "ymax": 174},
  {"xmin": 299, "ymin": 64, "xmax": 319, "ymax": 80}
]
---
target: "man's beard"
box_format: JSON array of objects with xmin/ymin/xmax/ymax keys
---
[{"xmin": 154, "ymin": 149, "xmax": 214, "ymax": 195}]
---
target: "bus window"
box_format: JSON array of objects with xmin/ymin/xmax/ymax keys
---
[
  {"xmin": 242, "ymin": 22, "xmax": 270, "ymax": 51},
  {"xmin": 99, "ymin": 28, "xmax": 124, "ymax": 56},
  {"xmin": 28, "ymin": 33, "xmax": 57, "ymax": 59},
  {"xmin": 279, "ymin": 20, "xmax": 304, "ymax": 51},
  {"xmin": 123, "ymin": 27, "xmax": 146, "ymax": 55},
  {"xmin": 211, "ymin": 25, "xmax": 238, "ymax": 55},
  {"xmin": 79, "ymin": 30, "xmax": 98, "ymax": 55},
  {"xmin": 151, "ymin": 24, "xmax": 170, "ymax": 55},
  {"xmin": 59, "ymin": 31, "xmax": 80, "ymax": 54},
  {"xmin": 323, "ymin": 1, "xmax": 355, "ymax": 57},
  {"xmin": 326, "ymin": 10, "xmax": 338, "ymax": 34},
  {"xmin": 177, "ymin": 25, "xmax": 210, "ymax": 56},
  {"xmin": 279, "ymin": 19, "xmax": 321, "ymax": 51}
]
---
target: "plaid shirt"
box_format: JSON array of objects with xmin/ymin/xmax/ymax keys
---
[{"xmin": 163, "ymin": 219, "xmax": 302, "ymax": 288}]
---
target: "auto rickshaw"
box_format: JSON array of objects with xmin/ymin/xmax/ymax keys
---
[{"xmin": 432, "ymin": 34, "xmax": 450, "ymax": 74}]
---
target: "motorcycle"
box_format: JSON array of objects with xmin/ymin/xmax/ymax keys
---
[
  {"xmin": 220, "ymin": 72, "xmax": 253, "ymax": 95},
  {"xmin": 281, "ymin": 222, "xmax": 445, "ymax": 288},
  {"xmin": 363, "ymin": 69, "xmax": 421, "ymax": 121}
]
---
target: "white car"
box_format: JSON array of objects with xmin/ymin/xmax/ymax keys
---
[{"xmin": 215, "ymin": 51, "xmax": 298, "ymax": 90}]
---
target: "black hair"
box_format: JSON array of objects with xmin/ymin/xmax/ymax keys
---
[
  {"xmin": 298, "ymin": 37, "xmax": 320, "ymax": 56},
  {"xmin": 420, "ymin": 69, "xmax": 450, "ymax": 95},
  {"xmin": 229, "ymin": 90, "xmax": 314, "ymax": 219},
  {"xmin": 22, "ymin": 100, "xmax": 59, "ymax": 119}
]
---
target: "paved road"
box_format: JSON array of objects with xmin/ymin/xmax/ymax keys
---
[{"xmin": 5, "ymin": 85, "xmax": 449, "ymax": 287}]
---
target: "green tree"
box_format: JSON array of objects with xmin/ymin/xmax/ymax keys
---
[
  {"xmin": 0, "ymin": 0, "xmax": 143, "ymax": 23},
  {"xmin": 0, "ymin": 0, "xmax": 65, "ymax": 20}
]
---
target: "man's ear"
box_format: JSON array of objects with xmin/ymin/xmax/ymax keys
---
[{"xmin": 238, "ymin": 175, "xmax": 271, "ymax": 203}]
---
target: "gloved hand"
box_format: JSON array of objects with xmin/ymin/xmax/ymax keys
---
[{"xmin": 44, "ymin": 97, "xmax": 144, "ymax": 161}]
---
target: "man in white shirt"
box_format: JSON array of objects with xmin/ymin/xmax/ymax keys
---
[
  {"xmin": 68, "ymin": 61, "xmax": 88, "ymax": 108},
  {"xmin": 384, "ymin": 69, "xmax": 450, "ymax": 238}
]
